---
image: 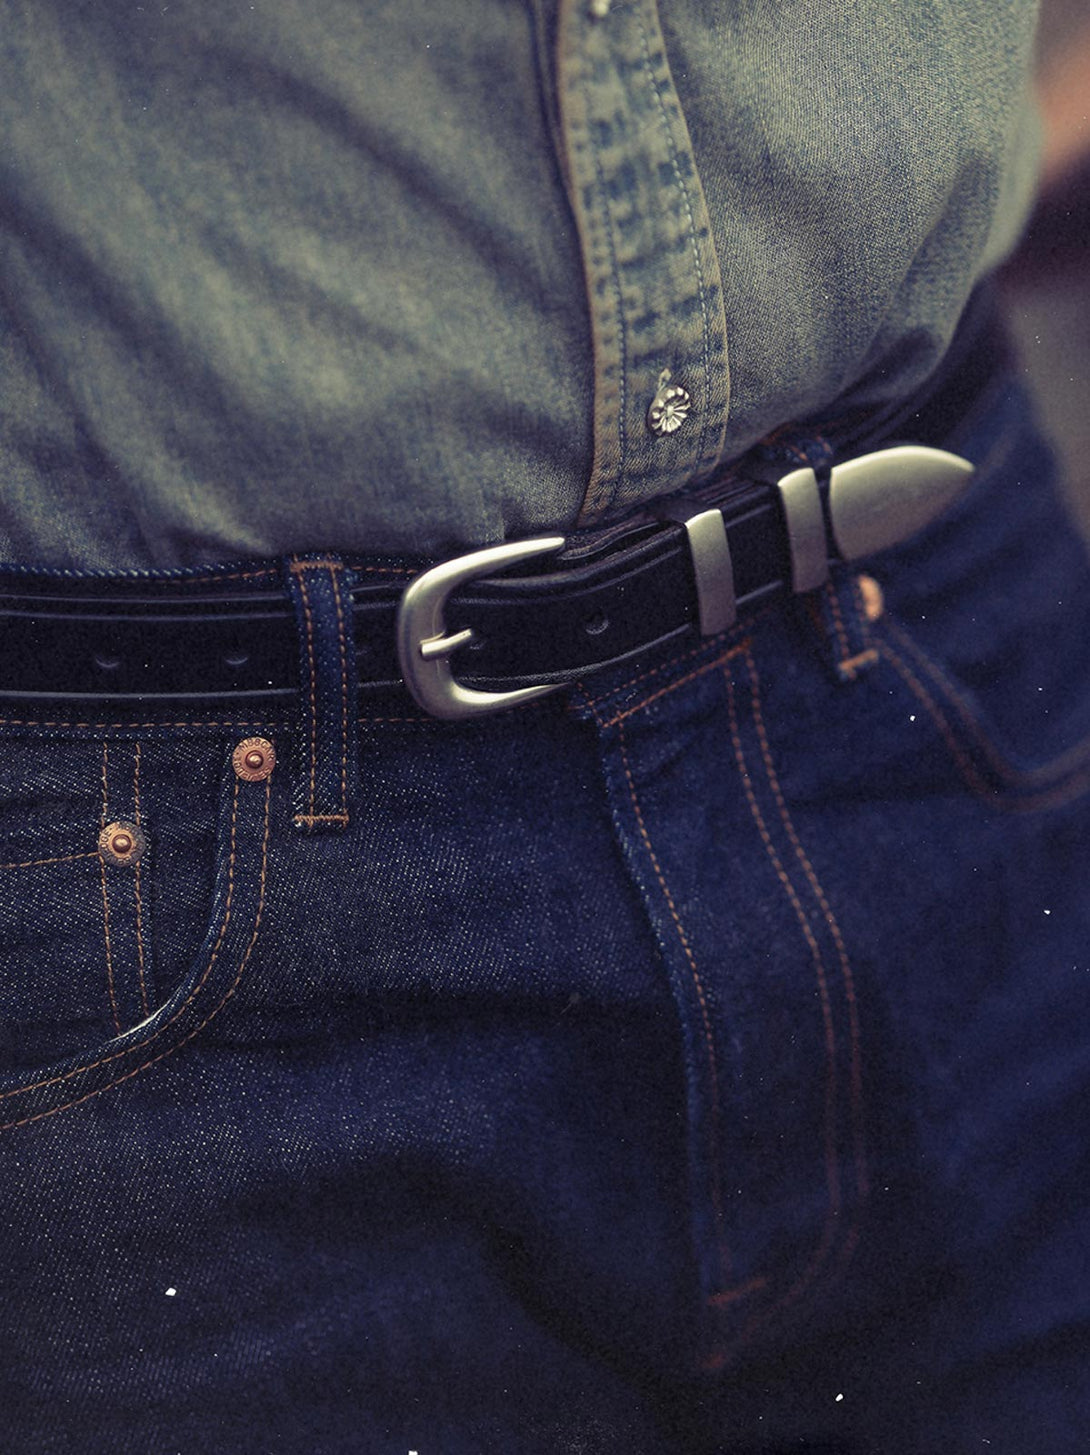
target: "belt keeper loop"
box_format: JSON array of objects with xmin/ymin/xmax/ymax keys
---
[
  {"xmin": 775, "ymin": 465, "xmax": 830, "ymax": 594},
  {"xmin": 653, "ymin": 502, "xmax": 736, "ymax": 635},
  {"xmin": 284, "ymin": 554, "xmax": 360, "ymax": 833}
]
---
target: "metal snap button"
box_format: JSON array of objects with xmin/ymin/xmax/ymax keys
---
[
  {"xmin": 99, "ymin": 820, "xmax": 146, "ymax": 867},
  {"xmin": 232, "ymin": 736, "xmax": 276, "ymax": 782},
  {"xmin": 646, "ymin": 369, "xmax": 691, "ymax": 437}
]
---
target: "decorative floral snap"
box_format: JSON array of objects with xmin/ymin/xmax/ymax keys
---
[
  {"xmin": 232, "ymin": 736, "xmax": 276, "ymax": 783},
  {"xmin": 98, "ymin": 820, "xmax": 146, "ymax": 867},
  {"xmin": 646, "ymin": 369, "xmax": 691, "ymax": 437}
]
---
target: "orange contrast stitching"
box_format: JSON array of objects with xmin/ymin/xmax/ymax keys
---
[
  {"xmin": 100, "ymin": 744, "xmax": 121, "ymax": 1034},
  {"xmin": 720, "ymin": 662, "xmax": 842, "ymax": 1332},
  {"xmin": 707, "ymin": 1276, "xmax": 768, "ymax": 1309},
  {"xmin": 744, "ymin": 646, "xmax": 867, "ymax": 1205},
  {"xmin": 358, "ymin": 715, "xmax": 432, "ymax": 726},
  {"xmin": 882, "ymin": 617, "xmax": 1009, "ymax": 775},
  {"xmin": 0, "ymin": 775, "xmax": 246, "ymax": 1103},
  {"xmin": 598, "ymin": 642, "xmax": 749, "ymax": 730},
  {"xmin": 876, "ymin": 639, "xmax": 996, "ymax": 800},
  {"xmin": 0, "ymin": 781, "xmax": 271, "ymax": 1133},
  {"xmin": 169, "ymin": 567, "xmax": 279, "ymax": 585},
  {"xmin": 288, "ymin": 558, "xmax": 343, "ymax": 574},
  {"xmin": 133, "ymin": 741, "xmax": 149, "ymax": 1018},
  {"xmin": 328, "ymin": 562, "xmax": 349, "ymax": 818},
  {"xmin": 881, "ymin": 615, "xmax": 1090, "ymax": 792},
  {"xmin": 879, "ymin": 636, "xmax": 1090, "ymax": 814},
  {"xmin": 0, "ymin": 719, "xmax": 289, "ymax": 731},
  {"xmin": 837, "ymin": 647, "xmax": 879, "ymax": 678},
  {"xmin": 616, "ymin": 716, "xmax": 732, "ymax": 1281},
  {"xmin": 824, "ymin": 581, "xmax": 852, "ymax": 663},
  {"xmin": 582, "ymin": 602, "xmax": 780, "ymax": 714},
  {"xmin": 295, "ymin": 569, "xmax": 320, "ymax": 819},
  {"xmin": 0, "ymin": 851, "xmax": 97, "ymax": 871},
  {"xmin": 291, "ymin": 812, "xmax": 350, "ymax": 825}
]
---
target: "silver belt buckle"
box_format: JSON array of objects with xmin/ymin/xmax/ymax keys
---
[
  {"xmin": 396, "ymin": 445, "xmax": 974, "ymax": 721},
  {"xmin": 776, "ymin": 444, "xmax": 975, "ymax": 591},
  {"xmin": 396, "ymin": 536, "xmax": 566, "ymax": 720}
]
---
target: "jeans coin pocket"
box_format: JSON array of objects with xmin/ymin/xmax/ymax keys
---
[{"xmin": 0, "ymin": 734, "xmax": 274, "ymax": 1129}]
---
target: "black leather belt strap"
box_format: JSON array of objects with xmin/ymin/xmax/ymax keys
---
[{"xmin": 0, "ymin": 290, "xmax": 1008, "ymax": 712}]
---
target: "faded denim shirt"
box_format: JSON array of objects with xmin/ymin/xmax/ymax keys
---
[{"xmin": 0, "ymin": 0, "xmax": 1040, "ymax": 569}]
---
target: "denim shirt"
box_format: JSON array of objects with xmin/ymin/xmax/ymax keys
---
[{"xmin": 0, "ymin": 0, "xmax": 1040, "ymax": 569}]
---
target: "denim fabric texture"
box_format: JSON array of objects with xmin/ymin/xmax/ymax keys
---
[
  {"xmin": 1, "ymin": 371, "xmax": 1089, "ymax": 1452},
  {"xmin": 0, "ymin": 0, "xmax": 1040, "ymax": 567}
]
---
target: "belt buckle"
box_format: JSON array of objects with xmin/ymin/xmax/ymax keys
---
[{"xmin": 396, "ymin": 536, "xmax": 566, "ymax": 720}]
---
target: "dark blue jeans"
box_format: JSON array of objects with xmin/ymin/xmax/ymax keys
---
[{"xmin": 1, "ymin": 374, "xmax": 1089, "ymax": 1453}]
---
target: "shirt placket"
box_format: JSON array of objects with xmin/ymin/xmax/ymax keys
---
[{"xmin": 556, "ymin": 0, "xmax": 730, "ymax": 527}]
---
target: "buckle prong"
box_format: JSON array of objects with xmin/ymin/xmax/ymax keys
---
[
  {"xmin": 397, "ymin": 536, "xmax": 566, "ymax": 719},
  {"xmin": 418, "ymin": 627, "xmax": 475, "ymax": 661}
]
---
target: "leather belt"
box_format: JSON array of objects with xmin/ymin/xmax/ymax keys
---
[{"xmin": 0, "ymin": 291, "xmax": 1005, "ymax": 719}]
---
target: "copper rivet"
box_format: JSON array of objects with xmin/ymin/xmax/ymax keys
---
[
  {"xmin": 99, "ymin": 820, "xmax": 145, "ymax": 867},
  {"xmin": 857, "ymin": 574, "xmax": 885, "ymax": 622},
  {"xmin": 233, "ymin": 736, "xmax": 276, "ymax": 782}
]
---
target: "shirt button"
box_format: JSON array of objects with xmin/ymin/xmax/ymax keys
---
[{"xmin": 647, "ymin": 370, "xmax": 691, "ymax": 437}]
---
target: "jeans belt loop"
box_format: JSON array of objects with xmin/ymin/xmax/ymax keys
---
[{"xmin": 284, "ymin": 554, "xmax": 360, "ymax": 832}]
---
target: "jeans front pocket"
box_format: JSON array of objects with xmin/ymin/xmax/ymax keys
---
[
  {"xmin": 0, "ymin": 731, "xmax": 274, "ymax": 1131},
  {"xmin": 846, "ymin": 378, "xmax": 1090, "ymax": 812}
]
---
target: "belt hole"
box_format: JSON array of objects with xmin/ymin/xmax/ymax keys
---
[
  {"xmin": 583, "ymin": 612, "xmax": 610, "ymax": 637},
  {"xmin": 223, "ymin": 650, "xmax": 250, "ymax": 669},
  {"xmin": 93, "ymin": 653, "xmax": 122, "ymax": 673}
]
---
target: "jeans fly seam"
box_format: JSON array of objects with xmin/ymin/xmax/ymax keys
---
[
  {"xmin": 744, "ymin": 645, "xmax": 868, "ymax": 1206},
  {"xmin": 0, "ymin": 774, "xmax": 246, "ymax": 1103},
  {"xmin": 0, "ymin": 781, "xmax": 271, "ymax": 1134},
  {"xmin": 133, "ymin": 742, "xmax": 149, "ymax": 1018},
  {"xmin": 616, "ymin": 714, "xmax": 732, "ymax": 1283},
  {"xmin": 714, "ymin": 662, "xmax": 844, "ymax": 1357}
]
